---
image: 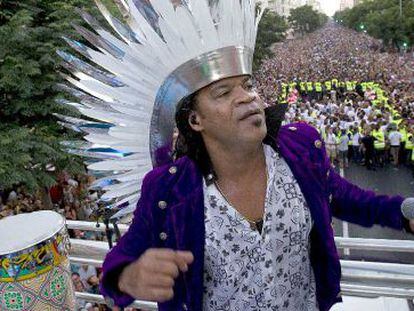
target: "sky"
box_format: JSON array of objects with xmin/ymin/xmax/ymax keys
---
[{"xmin": 320, "ymin": 0, "xmax": 341, "ymax": 16}]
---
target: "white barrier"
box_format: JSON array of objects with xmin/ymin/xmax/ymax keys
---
[{"xmin": 67, "ymin": 220, "xmax": 414, "ymax": 308}]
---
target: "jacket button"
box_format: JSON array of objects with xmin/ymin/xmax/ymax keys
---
[
  {"xmin": 314, "ymin": 140, "xmax": 322, "ymax": 149},
  {"xmin": 158, "ymin": 201, "xmax": 167, "ymax": 210},
  {"xmin": 182, "ymin": 303, "xmax": 188, "ymax": 310},
  {"xmin": 169, "ymin": 166, "xmax": 177, "ymax": 174},
  {"xmin": 159, "ymin": 232, "xmax": 168, "ymax": 240}
]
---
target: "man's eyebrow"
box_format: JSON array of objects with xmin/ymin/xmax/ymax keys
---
[{"xmin": 210, "ymin": 82, "xmax": 231, "ymax": 92}]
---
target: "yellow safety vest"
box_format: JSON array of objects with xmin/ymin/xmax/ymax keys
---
[
  {"xmin": 373, "ymin": 130, "xmax": 385, "ymax": 150},
  {"xmin": 352, "ymin": 81, "xmax": 357, "ymax": 90},
  {"xmin": 325, "ymin": 81, "xmax": 332, "ymax": 91},
  {"xmin": 367, "ymin": 82, "xmax": 375, "ymax": 90},
  {"xmin": 406, "ymin": 134, "xmax": 413, "ymax": 150},
  {"xmin": 346, "ymin": 81, "xmax": 353, "ymax": 91},
  {"xmin": 411, "ymin": 144, "xmax": 414, "ymax": 162},
  {"xmin": 399, "ymin": 128, "xmax": 407, "ymax": 143},
  {"xmin": 347, "ymin": 131, "xmax": 353, "ymax": 146},
  {"xmin": 322, "ymin": 131, "xmax": 327, "ymax": 141},
  {"xmin": 360, "ymin": 82, "xmax": 367, "ymax": 92},
  {"xmin": 300, "ymin": 82, "xmax": 307, "ymax": 92},
  {"xmin": 332, "ymin": 79, "xmax": 338, "ymax": 88},
  {"xmin": 371, "ymin": 99, "xmax": 380, "ymax": 106},
  {"xmin": 315, "ymin": 82, "xmax": 322, "ymax": 92},
  {"xmin": 306, "ymin": 82, "xmax": 313, "ymax": 91},
  {"xmin": 394, "ymin": 119, "xmax": 403, "ymax": 126},
  {"xmin": 281, "ymin": 83, "xmax": 288, "ymax": 98}
]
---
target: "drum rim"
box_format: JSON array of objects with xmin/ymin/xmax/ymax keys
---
[{"xmin": 0, "ymin": 211, "xmax": 66, "ymax": 256}]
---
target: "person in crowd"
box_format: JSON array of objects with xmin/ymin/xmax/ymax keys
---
[
  {"xmin": 338, "ymin": 129, "xmax": 350, "ymax": 169},
  {"xmin": 361, "ymin": 128, "xmax": 376, "ymax": 170},
  {"xmin": 325, "ymin": 126, "xmax": 338, "ymax": 167},
  {"xmin": 351, "ymin": 127, "xmax": 362, "ymax": 163},
  {"xmin": 389, "ymin": 125, "xmax": 403, "ymax": 166}
]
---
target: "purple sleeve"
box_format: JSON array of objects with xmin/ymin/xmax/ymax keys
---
[
  {"xmin": 100, "ymin": 176, "xmax": 154, "ymax": 308},
  {"xmin": 328, "ymin": 169, "xmax": 405, "ymax": 230}
]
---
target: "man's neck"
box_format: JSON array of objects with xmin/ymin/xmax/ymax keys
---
[{"xmin": 206, "ymin": 141, "xmax": 266, "ymax": 183}]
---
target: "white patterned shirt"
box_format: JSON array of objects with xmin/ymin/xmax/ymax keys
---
[{"xmin": 203, "ymin": 145, "xmax": 318, "ymax": 311}]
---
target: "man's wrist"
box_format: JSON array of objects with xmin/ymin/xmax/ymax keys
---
[
  {"xmin": 401, "ymin": 198, "xmax": 414, "ymax": 220},
  {"xmin": 118, "ymin": 265, "xmax": 130, "ymax": 294},
  {"xmin": 401, "ymin": 198, "xmax": 414, "ymax": 234}
]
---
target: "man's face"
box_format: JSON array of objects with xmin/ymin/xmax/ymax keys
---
[{"xmin": 191, "ymin": 75, "xmax": 267, "ymax": 148}]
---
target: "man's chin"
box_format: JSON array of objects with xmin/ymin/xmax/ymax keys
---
[{"xmin": 239, "ymin": 123, "xmax": 267, "ymax": 142}]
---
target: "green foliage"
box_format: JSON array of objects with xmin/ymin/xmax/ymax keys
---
[
  {"xmin": 333, "ymin": 0, "xmax": 414, "ymax": 49},
  {"xmin": 288, "ymin": 5, "xmax": 328, "ymax": 36},
  {"xmin": 0, "ymin": 0, "xmax": 113, "ymax": 193},
  {"xmin": 254, "ymin": 9, "xmax": 288, "ymax": 69}
]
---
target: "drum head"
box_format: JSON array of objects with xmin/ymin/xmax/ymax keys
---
[{"xmin": 0, "ymin": 211, "xmax": 65, "ymax": 255}]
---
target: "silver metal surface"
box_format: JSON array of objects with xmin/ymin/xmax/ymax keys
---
[
  {"xmin": 340, "ymin": 283, "xmax": 414, "ymax": 298},
  {"xmin": 70, "ymin": 254, "xmax": 414, "ymax": 287},
  {"xmin": 150, "ymin": 45, "xmax": 253, "ymax": 165},
  {"xmin": 335, "ymin": 237, "xmax": 414, "ymax": 253},
  {"xmin": 66, "ymin": 221, "xmax": 414, "ymax": 253},
  {"xmin": 75, "ymin": 291, "xmax": 158, "ymax": 310},
  {"xmin": 66, "ymin": 220, "xmax": 129, "ymax": 234},
  {"xmin": 70, "ymin": 238, "xmax": 109, "ymax": 260}
]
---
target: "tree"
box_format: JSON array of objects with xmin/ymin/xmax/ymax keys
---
[
  {"xmin": 333, "ymin": 0, "xmax": 414, "ymax": 50},
  {"xmin": 254, "ymin": 9, "xmax": 288, "ymax": 69},
  {"xmin": 288, "ymin": 5, "xmax": 328, "ymax": 36},
  {"xmin": 0, "ymin": 0, "xmax": 115, "ymax": 206}
]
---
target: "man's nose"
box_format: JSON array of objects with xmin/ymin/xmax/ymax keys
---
[{"xmin": 235, "ymin": 86, "xmax": 256, "ymax": 105}]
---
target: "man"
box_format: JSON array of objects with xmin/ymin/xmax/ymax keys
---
[
  {"xmin": 337, "ymin": 129, "xmax": 350, "ymax": 169},
  {"xmin": 389, "ymin": 126, "xmax": 403, "ymax": 166},
  {"xmin": 78, "ymin": 264, "xmax": 98, "ymax": 291},
  {"xmin": 351, "ymin": 127, "xmax": 361, "ymax": 163},
  {"xmin": 101, "ymin": 76, "xmax": 414, "ymax": 311},
  {"xmin": 325, "ymin": 126, "xmax": 338, "ymax": 167},
  {"xmin": 361, "ymin": 128, "xmax": 376, "ymax": 170},
  {"xmin": 58, "ymin": 1, "xmax": 414, "ymax": 310}
]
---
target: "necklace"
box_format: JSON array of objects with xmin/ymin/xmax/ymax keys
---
[{"xmin": 213, "ymin": 177, "xmax": 266, "ymax": 232}]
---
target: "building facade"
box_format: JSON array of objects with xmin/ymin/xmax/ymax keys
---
[
  {"xmin": 268, "ymin": 0, "xmax": 322, "ymax": 16},
  {"xmin": 339, "ymin": 0, "xmax": 359, "ymax": 11}
]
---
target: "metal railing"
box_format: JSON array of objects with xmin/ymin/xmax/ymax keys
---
[
  {"xmin": 67, "ymin": 220, "xmax": 414, "ymax": 253},
  {"xmin": 67, "ymin": 220, "xmax": 414, "ymax": 308}
]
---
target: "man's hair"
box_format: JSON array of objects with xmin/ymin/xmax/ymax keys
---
[
  {"xmin": 173, "ymin": 94, "xmax": 286, "ymax": 181},
  {"xmin": 174, "ymin": 92, "xmax": 214, "ymax": 180}
]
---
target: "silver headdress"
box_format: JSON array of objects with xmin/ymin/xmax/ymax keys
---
[{"xmin": 57, "ymin": 0, "xmax": 267, "ymax": 218}]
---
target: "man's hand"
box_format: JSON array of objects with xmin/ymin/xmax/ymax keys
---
[
  {"xmin": 118, "ymin": 249, "xmax": 194, "ymax": 303},
  {"xmin": 410, "ymin": 219, "xmax": 414, "ymax": 233}
]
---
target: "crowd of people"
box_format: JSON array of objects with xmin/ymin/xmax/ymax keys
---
[
  {"xmin": 0, "ymin": 173, "xmax": 97, "ymax": 222},
  {"xmin": 255, "ymin": 21, "xmax": 414, "ymax": 172}
]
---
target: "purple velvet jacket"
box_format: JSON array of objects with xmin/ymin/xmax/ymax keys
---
[{"xmin": 101, "ymin": 123, "xmax": 407, "ymax": 311}]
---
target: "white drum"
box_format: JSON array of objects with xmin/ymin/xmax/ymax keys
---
[{"xmin": 0, "ymin": 211, "xmax": 75, "ymax": 310}]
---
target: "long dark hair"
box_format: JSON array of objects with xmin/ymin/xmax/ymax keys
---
[{"xmin": 174, "ymin": 92, "xmax": 214, "ymax": 180}]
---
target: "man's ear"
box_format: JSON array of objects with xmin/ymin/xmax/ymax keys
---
[{"xmin": 188, "ymin": 111, "xmax": 203, "ymax": 132}]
